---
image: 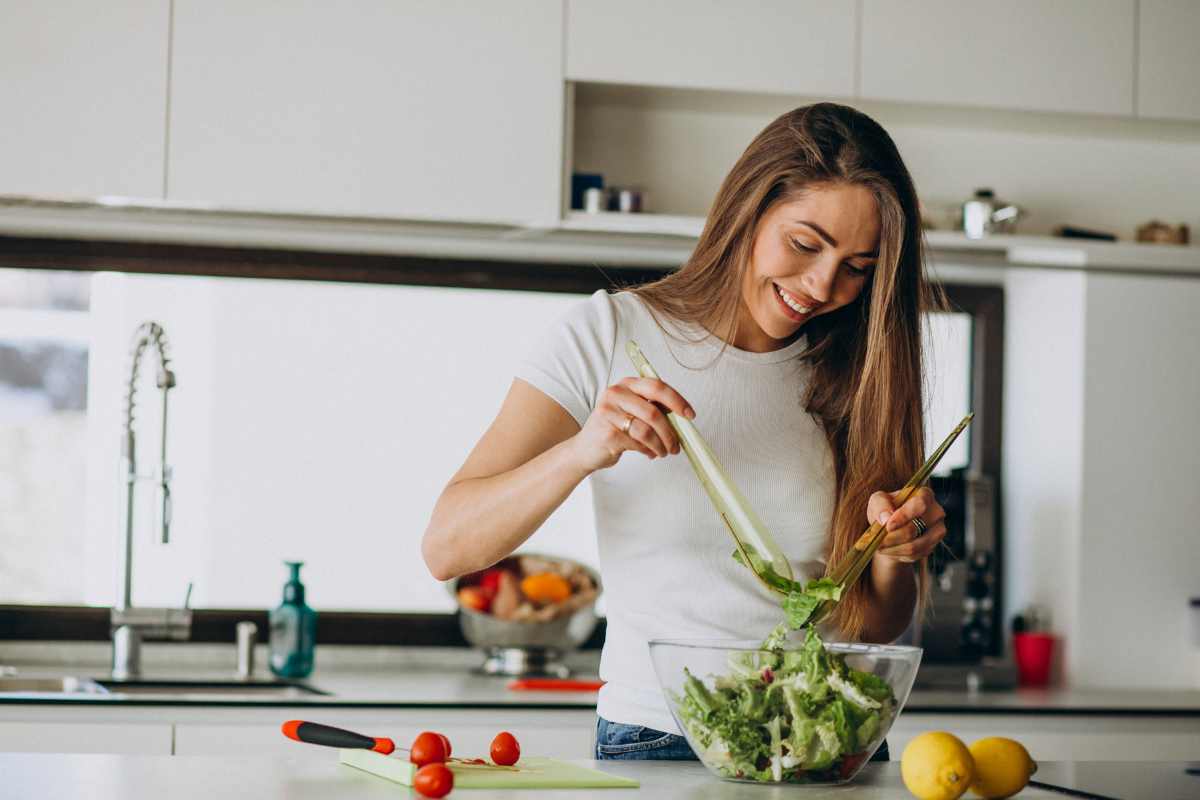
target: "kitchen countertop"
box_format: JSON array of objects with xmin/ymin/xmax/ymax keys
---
[
  {"xmin": 2, "ymin": 753, "xmax": 1197, "ymax": 799},
  {"xmin": 3, "ymin": 644, "xmax": 1200, "ymax": 713}
]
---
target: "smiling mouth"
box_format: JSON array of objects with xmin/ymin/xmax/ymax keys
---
[{"xmin": 773, "ymin": 283, "xmax": 817, "ymax": 318}]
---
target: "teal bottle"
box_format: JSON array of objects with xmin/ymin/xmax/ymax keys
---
[{"xmin": 269, "ymin": 561, "xmax": 317, "ymax": 679}]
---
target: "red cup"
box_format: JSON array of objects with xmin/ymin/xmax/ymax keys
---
[{"xmin": 1013, "ymin": 632, "xmax": 1056, "ymax": 687}]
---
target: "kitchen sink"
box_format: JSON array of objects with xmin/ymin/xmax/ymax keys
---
[
  {"xmin": 0, "ymin": 676, "xmax": 108, "ymax": 695},
  {"xmin": 96, "ymin": 679, "xmax": 331, "ymax": 698},
  {"xmin": 0, "ymin": 676, "xmax": 330, "ymax": 698}
]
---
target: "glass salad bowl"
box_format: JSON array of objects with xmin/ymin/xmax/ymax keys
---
[{"xmin": 649, "ymin": 632, "xmax": 922, "ymax": 785}]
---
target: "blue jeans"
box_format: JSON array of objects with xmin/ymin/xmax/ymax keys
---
[{"xmin": 594, "ymin": 716, "xmax": 890, "ymax": 763}]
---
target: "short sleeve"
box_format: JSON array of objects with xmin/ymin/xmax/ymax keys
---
[{"xmin": 514, "ymin": 290, "xmax": 618, "ymax": 428}]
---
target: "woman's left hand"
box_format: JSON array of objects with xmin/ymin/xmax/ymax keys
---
[{"xmin": 866, "ymin": 487, "xmax": 946, "ymax": 565}]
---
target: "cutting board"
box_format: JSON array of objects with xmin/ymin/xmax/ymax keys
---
[{"xmin": 339, "ymin": 750, "xmax": 639, "ymax": 789}]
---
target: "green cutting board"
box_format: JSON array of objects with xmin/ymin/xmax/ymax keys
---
[{"xmin": 339, "ymin": 750, "xmax": 639, "ymax": 789}]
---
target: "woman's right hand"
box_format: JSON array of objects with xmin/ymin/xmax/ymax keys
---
[{"xmin": 569, "ymin": 377, "xmax": 695, "ymax": 473}]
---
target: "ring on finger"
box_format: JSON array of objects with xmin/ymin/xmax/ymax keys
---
[
  {"xmin": 621, "ymin": 414, "xmax": 635, "ymax": 435},
  {"xmin": 912, "ymin": 517, "xmax": 928, "ymax": 539}
]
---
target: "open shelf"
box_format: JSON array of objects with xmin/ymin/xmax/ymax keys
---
[{"xmin": 560, "ymin": 211, "xmax": 1200, "ymax": 272}]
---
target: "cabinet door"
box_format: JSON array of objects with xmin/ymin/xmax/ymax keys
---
[
  {"xmin": 860, "ymin": 0, "xmax": 1135, "ymax": 116},
  {"xmin": 0, "ymin": 721, "xmax": 172, "ymax": 754},
  {"xmin": 566, "ymin": 0, "xmax": 855, "ymax": 97},
  {"xmin": 1137, "ymin": 0, "xmax": 1200, "ymax": 121},
  {"xmin": 168, "ymin": 1, "xmax": 563, "ymax": 225},
  {"xmin": 0, "ymin": 0, "xmax": 168, "ymax": 198}
]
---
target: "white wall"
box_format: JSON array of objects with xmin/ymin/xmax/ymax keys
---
[
  {"xmin": 82, "ymin": 276, "xmax": 598, "ymax": 612},
  {"xmin": 1001, "ymin": 269, "xmax": 1087, "ymax": 681},
  {"xmin": 573, "ymin": 84, "xmax": 1200, "ymax": 241}
]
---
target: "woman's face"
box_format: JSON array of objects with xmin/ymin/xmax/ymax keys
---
[{"xmin": 735, "ymin": 183, "xmax": 880, "ymax": 352}]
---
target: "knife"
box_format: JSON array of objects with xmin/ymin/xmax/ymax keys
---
[
  {"xmin": 1027, "ymin": 779, "xmax": 1120, "ymax": 799},
  {"xmin": 282, "ymin": 720, "xmax": 395, "ymax": 754}
]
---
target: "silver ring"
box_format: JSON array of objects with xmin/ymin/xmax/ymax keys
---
[
  {"xmin": 621, "ymin": 414, "xmax": 634, "ymax": 435},
  {"xmin": 912, "ymin": 517, "xmax": 928, "ymax": 538}
]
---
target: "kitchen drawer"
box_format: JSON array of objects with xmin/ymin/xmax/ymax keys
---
[{"xmin": 0, "ymin": 720, "xmax": 172, "ymax": 755}]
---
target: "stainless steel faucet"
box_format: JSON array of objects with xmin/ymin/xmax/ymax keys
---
[{"xmin": 110, "ymin": 322, "xmax": 192, "ymax": 680}]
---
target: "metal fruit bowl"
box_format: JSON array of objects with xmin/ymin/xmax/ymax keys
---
[{"xmin": 448, "ymin": 553, "xmax": 602, "ymax": 678}]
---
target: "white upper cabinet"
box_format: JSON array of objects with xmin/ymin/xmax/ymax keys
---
[
  {"xmin": 1137, "ymin": 0, "xmax": 1200, "ymax": 121},
  {"xmin": 860, "ymin": 0, "xmax": 1135, "ymax": 116},
  {"xmin": 167, "ymin": 1, "xmax": 564, "ymax": 225},
  {"xmin": 0, "ymin": 0, "xmax": 168, "ymax": 199},
  {"xmin": 566, "ymin": 0, "xmax": 855, "ymax": 97}
]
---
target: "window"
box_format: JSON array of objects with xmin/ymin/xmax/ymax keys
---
[
  {"xmin": 0, "ymin": 271, "xmax": 90, "ymax": 604},
  {"xmin": 924, "ymin": 311, "xmax": 973, "ymax": 474}
]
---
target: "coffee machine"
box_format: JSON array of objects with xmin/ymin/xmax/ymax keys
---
[
  {"xmin": 920, "ymin": 468, "xmax": 1001, "ymax": 661},
  {"xmin": 900, "ymin": 468, "xmax": 1013, "ymax": 687}
]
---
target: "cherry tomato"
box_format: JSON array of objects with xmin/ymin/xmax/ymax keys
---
[
  {"xmin": 413, "ymin": 762, "xmax": 454, "ymax": 798},
  {"xmin": 490, "ymin": 731, "xmax": 520, "ymax": 766},
  {"xmin": 437, "ymin": 733, "xmax": 452, "ymax": 759},
  {"xmin": 409, "ymin": 731, "xmax": 448, "ymax": 766}
]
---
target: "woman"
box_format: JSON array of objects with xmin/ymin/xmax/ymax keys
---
[{"xmin": 421, "ymin": 103, "xmax": 946, "ymax": 761}]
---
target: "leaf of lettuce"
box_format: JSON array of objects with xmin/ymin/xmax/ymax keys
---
[
  {"xmin": 783, "ymin": 578, "xmax": 843, "ymax": 629},
  {"xmin": 820, "ymin": 697, "xmax": 858, "ymax": 754},
  {"xmin": 847, "ymin": 668, "xmax": 895, "ymax": 704}
]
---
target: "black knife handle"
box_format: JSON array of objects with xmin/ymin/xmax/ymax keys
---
[{"xmin": 281, "ymin": 720, "xmax": 395, "ymax": 754}]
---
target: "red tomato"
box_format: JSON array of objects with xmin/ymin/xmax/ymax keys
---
[
  {"xmin": 409, "ymin": 731, "xmax": 448, "ymax": 766},
  {"xmin": 437, "ymin": 733, "xmax": 452, "ymax": 759},
  {"xmin": 490, "ymin": 731, "xmax": 520, "ymax": 766},
  {"xmin": 413, "ymin": 762, "xmax": 454, "ymax": 798},
  {"xmin": 479, "ymin": 569, "xmax": 505, "ymax": 594}
]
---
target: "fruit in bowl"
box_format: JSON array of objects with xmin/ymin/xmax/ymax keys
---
[
  {"xmin": 455, "ymin": 554, "xmax": 597, "ymax": 623},
  {"xmin": 650, "ymin": 627, "xmax": 921, "ymax": 785}
]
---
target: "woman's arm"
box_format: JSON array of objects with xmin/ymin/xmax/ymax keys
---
[
  {"xmin": 421, "ymin": 379, "xmax": 588, "ymax": 581},
  {"xmin": 858, "ymin": 487, "xmax": 946, "ymax": 643},
  {"xmin": 861, "ymin": 560, "xmax": 917, "ymax": 643},
  {"xmin": 421, "ymin": 376, "xmax": 691, "ymax": 581}
]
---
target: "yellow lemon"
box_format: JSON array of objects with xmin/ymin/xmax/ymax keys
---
[
  {"xmin": 968, "ymin": 737, "xmax": 1038, "ymax": 799},
  {"xmin": 901, "ymin": 731, "xmax": 975, "ymax": 800}
]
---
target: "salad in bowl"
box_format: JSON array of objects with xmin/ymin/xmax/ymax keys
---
[{"xmin": 650, "ymin": 625, "xmax": 921, "ymax": 785}]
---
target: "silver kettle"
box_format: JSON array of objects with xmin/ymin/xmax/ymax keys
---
[{"xmin": 961, "ymin": 188, "xmax": 1022, "ymax": 239}]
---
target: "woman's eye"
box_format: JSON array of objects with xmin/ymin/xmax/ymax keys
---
[
  {"xmin": 789, "ymin": 238, "xmax": 817, "ymax": 254},
  {"xmin": 844, "ymin": 263, "xmax": 872, "ymax": 277}
]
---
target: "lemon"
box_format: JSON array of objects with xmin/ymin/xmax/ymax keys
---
[
  {"xmin": 968, "ymin": 737, "xmax": 1037, "ymax": 799},
  {"xmin": 901, "ymin": 731, "xmax": 975, "ymax": 800}
]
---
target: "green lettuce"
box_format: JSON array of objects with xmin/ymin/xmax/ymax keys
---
[
  {"xmin": 783, "ymin": 578, "xmax": 843, "ymax": 629},
  {"xmin": 672, "ymin": 624, "xmax": 896, "ymax": 783}
]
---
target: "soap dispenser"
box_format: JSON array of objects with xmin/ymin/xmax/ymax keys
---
[{"xmin": 269, "ymin": 561, "xmax": 317, "ymax": 679}]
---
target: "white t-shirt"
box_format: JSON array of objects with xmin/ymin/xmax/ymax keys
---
[{"xmin": 515, "ymin": 289, "xmax": 836, "ymax": 734}]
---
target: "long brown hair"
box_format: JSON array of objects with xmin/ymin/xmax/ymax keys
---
[{"xmin": 631, "ymin": 103, "xmax": 944, "ymax": 641}]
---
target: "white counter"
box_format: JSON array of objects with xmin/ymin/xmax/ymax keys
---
[{"xmin": 2, "ymin": 753, "xmax": 1165, "ymax": 799}]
